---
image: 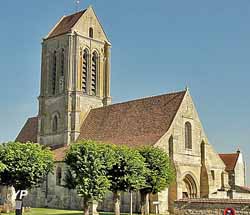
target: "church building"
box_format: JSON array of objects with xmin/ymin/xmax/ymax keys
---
[{"xmin": 16, "ymin": 6, "xmax": 249, "ymax": 214}]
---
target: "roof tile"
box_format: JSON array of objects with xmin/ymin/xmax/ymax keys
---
[
  {"xmin": 219, "ymin": 153, "xmax": 239, "ymax": 171},
  {"xmin": 77, "ymin": 91, "xmax": 186, "ymax": 147},
  {"xmin": 16, "ymin": 117, "xmax": 38, "ymax": 143}
]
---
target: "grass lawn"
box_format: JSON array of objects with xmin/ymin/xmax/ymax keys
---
[
  {"xmin": 3, "ymin": 208, "xmax": 83, "ymax": 215},
  {"xmin": 2, "ymin": 208, "xmax": 131, "ymax": 215}
]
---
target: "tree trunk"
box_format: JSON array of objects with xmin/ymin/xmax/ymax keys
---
[
  {"xmin": 140, "ymin": 190, "xmax": 149, "ymax": 215},
  {"xmin": 113, "ymin": 191, "xmax": 121, "ymax": 215},
  {"xmin": 83, "ymin": 198, "xmax": 90, "ymax": 215}
]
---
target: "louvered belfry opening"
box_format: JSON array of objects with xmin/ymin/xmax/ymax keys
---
[
  {"xmin": 91, "ymin": 52, "xmax": 98, "ymax": 95},
  {"xmin": 52, "ymin": 51, "xmax": 57, "ymax": 95},
  {"xmin": 61, "ymin": 49, "xmax": 64, "ymax": 76},
  {"xmin": 82, "ymin": 49, "xmax": 88, "ymax": 93}
]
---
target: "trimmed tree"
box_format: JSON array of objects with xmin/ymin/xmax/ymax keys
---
[
  {"xmin": 64, "ymin": 141, "xmax": 116, "ymax": 215},
  {"xmin": 139, "ymin": 146, "xmax": 175, "ymax": 215},
  {"xmin": 0, "ymin": 142, "xmax": 54, "ymax": 190},
  {"xmin": 0, "ymin": 142, "xmax": 54, "ymax": 214},
  {"xmin": 108, "ymin": 146, "xmax": 147, "ymax": 215}
]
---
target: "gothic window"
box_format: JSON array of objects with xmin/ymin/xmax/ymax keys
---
[
  {"xmin": 89, "ymin": 27, "xmax": 93, "ymax": 38},
  {"xmin": 52, "ymin": 51, "xmax": 57, "ymax": 95},
  {"xmin": 91, "ymin": 51, "xmax": 98, "ymax": 95},
  {"xmin": 169, "ymin": 136, "xmax": 174, "ymax": 160},
  {"xmin": 211, "ymin": 170, "xmax": 215, "ymax": 180},
  {"xmin": 56, "ymin": 167, "xmax": 62, "ymax": 186},
  {"xmin": 82, "ymin": 49, "xmax": 89, "ymax": 93},
  {"xmin": 61, "ymin": 49, "xmax": 64, "ymax": 76},
  {"xmin": 185, "ymin": 122, "xmax": 192, "ymax": 149},
  {"xmin": 52, "ymin": 115, "xmax": 58, "ymax": 133},
  {"xmin": 201, "ymin": 141, "xmax": 205, "ymax": 164}
]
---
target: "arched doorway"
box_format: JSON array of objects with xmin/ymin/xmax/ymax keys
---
[{"xmin": 182, "ymin": 174, "xmax": 197, "ymax": 198}]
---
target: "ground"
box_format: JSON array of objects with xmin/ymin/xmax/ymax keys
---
[
  {"xmin": 2, "ymin": 209, "xmax": 132, "ymax": 215},
  {"xmin": 3, "ymin": 208, "xmax": 82, "ymax": 215}
]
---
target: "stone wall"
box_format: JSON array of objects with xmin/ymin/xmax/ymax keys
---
[{"xmin": 174, "ymin": 199, "xmax": 250, "ymax": 215}]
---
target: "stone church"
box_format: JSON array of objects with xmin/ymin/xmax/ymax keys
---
[{"xmin": 15, "ymin": 6, "xmax": 250, "ymax": 214}]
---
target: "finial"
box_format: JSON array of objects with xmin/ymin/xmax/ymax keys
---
[
  {"xmin": 237, "ymin": 148, "xmax": 240, "ymax": 154},
  {"xmin": 185, "ymin": 86, "xmax": 189, "ymax": 91},
  {"xmin": 75, "ymin": 0, "xmax": 81, "ymax": 12}
]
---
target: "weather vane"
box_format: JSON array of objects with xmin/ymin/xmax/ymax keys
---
[{"xmin": 75, "ymin": 0, "xmax": 81, "ymax": 12}]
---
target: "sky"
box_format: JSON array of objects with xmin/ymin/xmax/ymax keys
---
[{"xmin": 0, "ymin": 1, "xmax": 250, "ymax": 183}]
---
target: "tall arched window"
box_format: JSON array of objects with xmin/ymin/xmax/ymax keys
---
[
  {"xmin": 82, "ymin": 49, "xmax": 89, "ymax": 93},
  {"xmin": 91, "ymin": 52, "xmax": 98, "ymax": 95},
  {"xmin": 169, "ymin": 135, "xmax": 174, "ymax": 160},
  {"xmin": 56, "ymin": 167, "xmax": 62, "ymax": 186},
  {"xmin": 61, "ymin": 49, "xmax": 64, "ymax": 76},
  {"xmin": 52, "ymin": 51, "xmax": 57, "ymax": 95},
  {"xmin": 185, "ymin": 122, "xmax": 192, "ymax": 149},
  {"xmin": 201, "ymin": 141, "xmax": 205, "ymax": 164},
  {"xmin": 52, "ymin": 115, "xmax": 58, "ymax": 133},
  {"xmin": 89, "ymin": 27, "xmax": 93, "ymax": 38}
]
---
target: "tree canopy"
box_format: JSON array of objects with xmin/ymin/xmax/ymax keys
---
[
  {"xmin": 0, "ymin": 142, "xmax": 54, "ymax": 191},
  {"xmin": 139, "ymin": 146, "xmax": 175, "ymax": 193},
  {"xmin": 64, "ymin": 140, "xmax": 116, "ymax": 202}
]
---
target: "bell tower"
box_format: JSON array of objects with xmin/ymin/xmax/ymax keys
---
[{"xmin": 38, "ymin": 6, "xmax": 111, "ymax": 148}]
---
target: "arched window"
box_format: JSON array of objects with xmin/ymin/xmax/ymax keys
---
[
  {"xmin": 89, "ymin": 27, "xmax": 94, "ymax": 38},
  {"xmin": 61, "ymin": 49, "xmax": 64, "ymax": 76},
  {"xmin": 52, "ymin": 51, "xmax": 57, "ymax": 95},
  {"xmin": 52, "ymin": 115, "xmax": 58, "ymax": 133},
  {"xmin": 82, "ymin": 49, "xmax": 89, "ymax": 93},
  {"xmin": 169, "ymin": 136, "xmax": 174, "ymax": 160},
  {"xmin": 56, "ymin": 167, "xmax": 62, "ymax": 186},
  {"xmin": 91, "ymin": 52, "xmax": 98, "ymax": 95},
  {"xmin": 185, "ymin": 122, "xmax": 192, "ymax": 149},
  {"xmin": 201, "ymin": 141, "xmax": 205, "ymax": 164}
]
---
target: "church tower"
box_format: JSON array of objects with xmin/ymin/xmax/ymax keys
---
[{"xmin": 38, "ymin": 6, "xmax": 111, "ymax": 148}]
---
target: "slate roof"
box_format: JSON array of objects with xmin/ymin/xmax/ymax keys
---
[
  {"xmin": 16, "ymin": 117, "xmax": 38, "ymax": 143},
  {"xmin": 219, "ymin": 153, "xmax": 239, "ymax": 171},
  {"xmin": 77, "ymin": 91, "xmax": 186, "ymax": 147},
  {"xmin": 47, "ymin": 10, "xmax": 86, "ymax": 39}
]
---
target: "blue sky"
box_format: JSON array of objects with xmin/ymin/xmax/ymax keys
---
[{"xmin": 0, "ymin": 1, "xmax": 250, "ymax": 182}]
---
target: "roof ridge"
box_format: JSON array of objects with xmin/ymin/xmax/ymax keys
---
[
  {"xmin": 64, "ymin": 9, "xmax": 86, "ymax": 18},
  {"xmin": 93, "ymin": 90, "xmax": 186, "ymax": 111}
]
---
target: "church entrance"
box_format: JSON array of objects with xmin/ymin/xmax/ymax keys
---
[{"xmin": 182, "ymin": 174, "xmax": 197, "ymax": 198}]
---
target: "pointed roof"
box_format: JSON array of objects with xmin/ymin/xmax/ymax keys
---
[
  {"xmin": 77, "ymin": 90, "xmax": 186, "ymax": 147},
  {"xmin": 219, "ymin": 153, "xmax": 239, "ymax": 171},
  {"xmin": 46, "ymin": 10, "xmax": 87, "ymax": 39},
  {"xmin": 16, "ymin": 117, "xmax": 38, "ymax": 143}
]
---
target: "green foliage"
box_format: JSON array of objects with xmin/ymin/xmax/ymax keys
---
[
  {"xmin": 139, "ymin": 146, "xmax": 175, "ymax": 193},
  {"xmin": 0, "ymin": 142, "xmax": 54, "ymax": 190},
  {"xmin": 0, "ymin": 162, "xmax": 6, "ymax": 172},
  {"xmin": 108, "ymin": 145, "xmax": 147, "ymax": 192},
  {"xmin": 64, "ymin": 140, "xmax": 116, "ymax": 201}
]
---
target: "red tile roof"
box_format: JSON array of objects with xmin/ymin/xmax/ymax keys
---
[
  {"xmin": 47, "ymin": 10, "xmax": 86, "ymax": 39},
  {"xmin": 77, "ymin": 91, "xmax": 186, "ymax": 147},
  {"xmin": 219, "ymin": 153, "xmax": 239, "ymax": 171},
  {"xmin": 15, "ymin": 117, "xmax": 38, "ymax": 143}
]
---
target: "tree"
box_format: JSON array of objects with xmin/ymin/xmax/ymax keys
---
[
  {"xmin": 64, "ymin": 141, "xmax": 116, "ymax": 215},
  {"xmin": 139, "ymin": 146, "xmax": 175, "ymax": 215},
  {"xmin": 0, "ymin": 142, "xmax": 54, "ymax": 191},
  {"xmin": 0, "ymin": 142, "xmax": 54, "ymax": 215},
  {"xmin": 107, "ymin": 146, "xmax": 147, "ymax": 215}
]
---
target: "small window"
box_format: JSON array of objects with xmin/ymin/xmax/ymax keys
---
[
  {"xmin": 56, "ymin": 167, "xmax": 62, "ymax": 186},
  {"xmin": 52, "ymin": 115, "xmax": 58, "ymax": 133},
  {"xmin": 185, "ymin": 122, "xmax": 192, "ymax": 149},
  {"xmin": 89, "ymin": 27, "xmax": 94, "ymax": 38},
  {"xmin": 211, "ymin": 170, "xmax": 215, "ymax": 180}
]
